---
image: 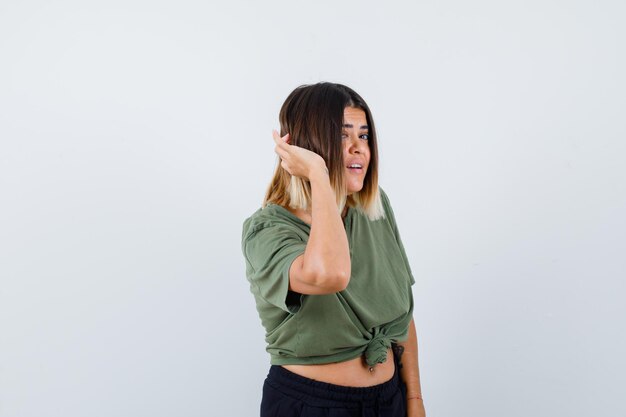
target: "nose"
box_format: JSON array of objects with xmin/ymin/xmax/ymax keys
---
[{"xmin": 346, "ymin": 135, "xmax": 366, "ymax": 154}]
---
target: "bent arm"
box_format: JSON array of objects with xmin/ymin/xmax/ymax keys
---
[{"xmin": 288, "ymin": 167, "xmax": 351, "ymax": 295}]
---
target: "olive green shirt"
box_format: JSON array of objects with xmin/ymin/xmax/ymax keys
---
[{"xmin": 241, "ymin": 187, "xmax": 415, "ymax": 367}]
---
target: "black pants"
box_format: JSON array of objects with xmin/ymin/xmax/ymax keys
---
[{"xmin": 260, "ymin": 345, "xmax": 407, "ymax": 417}]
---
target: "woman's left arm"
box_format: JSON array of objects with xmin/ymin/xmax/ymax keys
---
[{"xmin": 398, "ymin": 318, "xmax": 426, "ymax": 417}]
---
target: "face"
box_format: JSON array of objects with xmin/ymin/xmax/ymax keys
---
[{"xmin": 342, "ymin": 107, "xmax": 371, "ymax": 195}]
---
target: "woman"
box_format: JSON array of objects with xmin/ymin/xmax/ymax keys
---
[{"xmin": 241, "ymin": 82, "xmax": 426, "ymax": 417}]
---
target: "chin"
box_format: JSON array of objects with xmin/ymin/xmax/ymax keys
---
[{"xmin": 347, "ymin": 185, "xmax": 364, "ymax": 195}]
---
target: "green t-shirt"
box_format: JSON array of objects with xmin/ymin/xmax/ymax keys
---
[{"xmin": 241, "ymin": 186, "xmax": 415, "ymax": 367}]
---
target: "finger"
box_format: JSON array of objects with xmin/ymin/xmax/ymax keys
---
[
  {"xmin": 272, "ymin": 129, "xmax": 281, "ymax": 144},
  {"xmin": 273, "ymin": 130, "xmax": 290, "ymax": 148},
  {"xmin": 274, "ymin": 146, "xmax": 288, "ymax": 159}
]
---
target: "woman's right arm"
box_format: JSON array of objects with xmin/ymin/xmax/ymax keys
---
[
  {"xmin": 289, "ymin": 167, "xmax": 351, "ymax": 295},
  {"xmin": 272, "ymin": 130, "xmax": 351, "ymax": 295}
]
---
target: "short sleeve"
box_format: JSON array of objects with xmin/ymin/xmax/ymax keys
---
[
  {"xmin": 242, "ymin": 222, "xmax": 308, "ymax": 314},
  {"xmin": 380, "ymin": 188, "xmax": 416, "ymax": 286}
]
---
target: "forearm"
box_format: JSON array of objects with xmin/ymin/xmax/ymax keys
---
[
  {"xmin": 303, "ymin": 168, "xmax": 351, "ymax": 284},
  {"xmin": 398, "ymin": 318, "xmax": 424, "ymax": 403}
]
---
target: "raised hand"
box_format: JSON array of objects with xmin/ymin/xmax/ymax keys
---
[{"xmin": 272, "ymin": 129, "xmax": 328, "ymax": 181}]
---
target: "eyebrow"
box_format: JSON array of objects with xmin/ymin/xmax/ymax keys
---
[{"xmin": 342, "ymin": 124, "xmax": 369, "ymax": 130}]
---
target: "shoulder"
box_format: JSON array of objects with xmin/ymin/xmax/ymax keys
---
[
  {"xmin": 377, "ymin": 185, "xmax": 394, "ymax": 217},
  {"xmin": 241, "ymin": 203, "xmax": 304, "ymax": 242},
  {"xmin": 375, "ymin": 186, "xmax": 402, "ymax": 228},
  {"xmin": 379, "ymin": 186, "xmax": 390, "ymax": 205},
  {"xmin": 242, "ymin": 204, "xmax": 277, "ymax": 237}
]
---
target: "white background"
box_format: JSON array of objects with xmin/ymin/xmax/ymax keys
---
[{"xmin": 1, "ymin": 1, "xmax": 624, "ymax": 416}]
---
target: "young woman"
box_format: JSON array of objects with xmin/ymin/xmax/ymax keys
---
[{"xmin": 241, "ymin": 82, "xmax": 426, "ymax": 417}]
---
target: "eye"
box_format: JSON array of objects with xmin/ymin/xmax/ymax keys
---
[{"xmin": 360, "ymin": 133, "xmax": 370, "ymax": 140}]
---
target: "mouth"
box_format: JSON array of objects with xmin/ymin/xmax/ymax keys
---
[
  {"xmin": 346, "ymin": 164, "xmax": 365, "ymax": 174},
  {"xmin": 346, "ymin": 163, "xmax": 365, "ymax": 174}
]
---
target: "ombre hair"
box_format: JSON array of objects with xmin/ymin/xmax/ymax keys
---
[{"xmin": 263, "ymin": 82, "xmax": 384, "ymax": 221}]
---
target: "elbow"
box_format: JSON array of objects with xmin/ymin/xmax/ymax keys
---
[
  {"xmin": 312, "ymin": 268, "xmax": 350, "ymax": 293},
  {"xmin": 327, "ymin": 269, "xmax": 351, "ymax": 292}
]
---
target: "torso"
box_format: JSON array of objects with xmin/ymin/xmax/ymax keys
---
[
  {"xmin": 280, "ymin": 204, "xmax": 394, "ymax": 387},
  {"xmin": 282, "ymin": 347, "xmax": 396, "ymax": 386}
]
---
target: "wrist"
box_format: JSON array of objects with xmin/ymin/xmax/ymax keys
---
[{"xmin": 308, "ymin": 164, "xmax": 329, "ymax": 182}]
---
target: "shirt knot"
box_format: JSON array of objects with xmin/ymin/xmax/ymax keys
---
[{"xmin": 364, "ymin": 329, "xmax": 392, "ymax": 367}]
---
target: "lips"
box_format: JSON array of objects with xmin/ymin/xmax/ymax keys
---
[
  {"xmin": 346, "ymin": 159, "xmax": 365, "ymax": 168},
  {"xmin": 346, "ymin": 163, "xmax": 365, "ymax": 174}
]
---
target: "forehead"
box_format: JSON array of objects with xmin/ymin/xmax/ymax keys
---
[{"xmin": 342, "ymin": 107, "xmax": 367, "ymax": 126}]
